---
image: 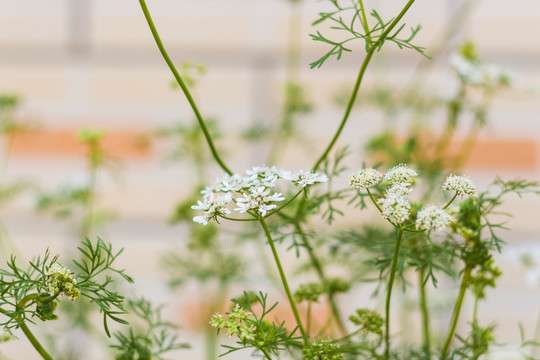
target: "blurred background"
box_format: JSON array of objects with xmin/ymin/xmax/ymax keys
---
[{"xmin": 0, "ymin": 0, "xmax": 539, "ymax": 359}]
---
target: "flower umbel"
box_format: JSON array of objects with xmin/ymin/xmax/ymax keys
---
[
  {"xmin": 416, "ymin": 204, "xmax": 454, "ymax": 231},
  {"xmin": 209, "ymin": 304, "xmax": 256, "ymax": 342},
  {"xmin": 192, "ymin": 193, "xmax": 233, "ymax": 225},
  {"xmin": 235, "ymin": 186, "xmax": 285, "ymax": 216},
  {"xmin": 288, "ymin": 170, "xmax": 328, "ymax": 189},
  {"xmin": 383, "ymin": 164, "xmax": 417, "ymax": 185},
  {"xmin": 377, "ymin": 194, "xmax": 411, "ymax": 225},
  {"xmin": 192, "ymin": 165, "xmax": 328, "ymax": 224},
  {"xmin": 349, "ymin": 168, "xmax": 382, "ymax": 189},
  {"xmin": 442, "ymin": 175, "xmax": 477, "ymax": 197},
  {"xmin": 46, "ymin": 263, "xmax": 80, "ymax": 301}
]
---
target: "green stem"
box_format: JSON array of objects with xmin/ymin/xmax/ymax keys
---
[
  {"xmin": 21, "ymin": 323, "xmax": 54, "ymax": 360},
  {"xmin": 311, "ymin": 0, "xmax": 417, "ymax": 172},
  {"xmin": 138, "ymin": 0, "xmax": 232, "ymax": 175},
  {"xmin": 15, "ymin": 293, "xmax": 55, "ymax": 360},
  {"xmin": 259, "ymin": 217, "xmax": 307, "ymax": 343},
  {"xmin": 366, "ymin": 188, "xmax": 383, "ymax": 213},
  {"xmin": 358, "ymin": 0, "xmax": 372, "ymax": 45},
  {"xmin": 385, "ymin": 228, "xmax": 404, "ymax": 359},
  {"xmin": 419, "ymin": 267, "xmax": 431, "ymax": 358},
  {"xmin": 443, "ymin": 192, "xmax": 458, "ymax": 210},
  {"xmin": 293, "ymin": 221, "xmax": 347, "ymax": 336},
  {"xmin": 261, "ymin": 348, "xmax": 273, "ymax": 360},
  {"xmin": 440, "ymin": 266, "xmax": 472, "ymax": 359}
]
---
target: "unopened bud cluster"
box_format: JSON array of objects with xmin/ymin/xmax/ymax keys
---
[
  {"xmin": 209, "ymin": 304, "xmax": 256, "ymax": 342},
  {"xmin": 46, "ymin": 263, "xmax": 80, "ymax": 302}
]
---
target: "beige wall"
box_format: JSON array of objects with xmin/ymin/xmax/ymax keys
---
[{"xmin": 1, "ymin": 1, "xmax": 539, "ymax": 359}]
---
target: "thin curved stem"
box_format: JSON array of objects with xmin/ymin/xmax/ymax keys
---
[
  {"xmin": 293, "ymin": 221, "xmax": 347, "ymax": 336},
  {"xmin": 419, "ymin": 266, "xmax": 431, "ymax": 359},
  {"xmin": 219, "ymin": 190, "xmax": 303, "ymax": 222},
  {"xmin": 259, "ymin": 217, "xmax": 307, "ymax": 343},
  {"xmin": 311, "ymin": 49, "xmax": 374, "ymax": 172},
  {"xmin": 21, "ymin": 323, "xmax": 54, "ymax": 360},
  {"xmin": 311, "ymin": 0, "xmax": 417, "ymax": 172},
  {"xmin": 441, "ymin": 266, "xmax": 472, "ymax": 359},
  {"xmin": 138, "ymin": 0, "xmax": 232, "ymax": 175},
  {"xmin": 366, "ymin": 188, "xmax": 383, "ymax": 213},
  {"xmin": 267, "ymin": 190, "xmax": 304, "ymax": 217},
  {"xmin": 385, "ymin": 228, "xmax": 404, "ymax": 359},
  {"xmin": 219, "ymin": 215, "xmax": 258, "ymax": 222},
  {"xmin": 14, "ymin": 293, "xmax": 55, "ymax": 360},
  {"xmin": 443, "ymin": 192, "xmax": 458, "ymax": 210},
  {"xmin": 358, "ymin": 0, "xmax": 372, "ymax": 45}
]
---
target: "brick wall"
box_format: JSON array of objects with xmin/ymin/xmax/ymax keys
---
[{"xmin": 1, "ymin": 1, "xmax": 539, "ymax": 358}]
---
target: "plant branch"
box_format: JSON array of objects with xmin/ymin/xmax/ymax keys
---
[
  {"xmin": 358, "ymin": 0, "xmax": 372, "ymax": 46},
  {"xmin": 21, "ymin": 323, "xmax": 54, "ymax": 360},
  {"xmin": 138, "ymin": 0, "xmax": 233, "ymax": 175},
  {"xmin": 15, "ymin": 293, "xmax": 55, "ymax": 360},
  {"xmin": 441, "ymin": 266, "xmax": 472, "ymax": 359},
  {"xmin": 293, "ymin": 221, "xmax": 347, "ymax": 336},
  {"xmin": 311, "ymin": 0, "xmax": 417, "ymax": 172},
  {"xmin": 259, "ymin": 217, "xmax": 307, "ymax": 343},
  {"xmin": 385, "ymin": 228, "xmax": 404, "ymax": 359},
  {"xmin": 419, "ymin": 266, "xmax": 431, "ymax": 358}
]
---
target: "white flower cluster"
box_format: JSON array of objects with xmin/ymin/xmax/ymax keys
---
[
  {"xmin": 46, "ymin": 263, "xmax": 80, "ymax": 302},
  {"xmin": 450, "ymin": 54, "xmax": 512, "ymax": 87},
  {"xmin": 383, "ymin": 164, "xmax": 418, "ymax": 185},
  {"xmin": 192, "ymin": 166, "xmax": 328, "ymax": 225},
  {"xmin": 416, "ymin": 204, "xmax": 454, "ymax": 231},
  {"xmin": 349, "ymin": 168, "xmax": 383, "ymax": 189},
  {"xmin": 442, "ymin": 174, "xmax": 477, "ymax": 197},
  {"xmin": 349, "ymin": 165, "xmax": 474, "ymax": 230},
  {"xmin": 377, "ymin": 164, "xmax": 417, "ymax": 225},
  {"xmin": 378, "ymin": 193, "xmax": 411, "ymax": 225}
]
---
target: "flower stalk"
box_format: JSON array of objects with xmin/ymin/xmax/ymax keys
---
[
  {"xmin": 419, "ymin": 266, "xmax": 431, "ymax": 358},
  {"xmin": 259, "ymin": 216, "xmax": 307, "ymax": 343},
  {"xmin": 441, "ymin": 266, "xmax": 472, "ymax": 359},
  {"xmin": 138, "ymin": 0, "xmax": 233, "ymax": 176},
  {"xmin": 384, "ymin": 227, "xmax": 404, "ymax": 359}
]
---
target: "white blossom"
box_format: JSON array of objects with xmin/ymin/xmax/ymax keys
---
[
  {"xmin": 234, "ymin": 186, "xmax": 285, "ymax": 216},
  {"xmin": 192, "ymin": 165, "xmax": 328, "ymax": 224},
  {"xmin": 416, "ymin": 204, "xmax": 454, "ymax": 231},
  {"xmin": 288, "ymin": 170, "xmax": 328, "ymax": 189},
  {"xmin": 386, "ymin": 183, "xmax": 413, "ymax": 197},
  {"xmin": 192, "ymin": 193, "xmax": 233, "ymax": 225},
  {"xmin": 349, "ymin": 168, "xmax": 382, "ymax": 189},
  {"xmin": 442, "ymin": 174, "xmax": 477, "ymax": 197},
  {"xmin": 377, "ymin": 195, "xmax": 411, "ymax": 224},
  {"xmin": 383, "ymin": 164, "xmax": 417, "ymax": 185}
]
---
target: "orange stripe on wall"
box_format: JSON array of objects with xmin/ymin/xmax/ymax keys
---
[
  {"xmin": 10, "ymin": 129, "xmax": 151, "ymax": 160},
  {"xmin": 452, "ymin": 138, "xmax": 537, "ymax": 171}
]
